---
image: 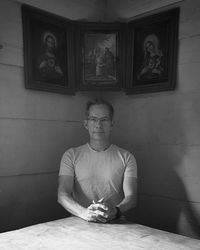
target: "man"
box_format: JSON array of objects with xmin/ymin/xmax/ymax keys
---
[{"xmin": 58, "ymin": 99, "xmax": 137, "ymax": 223}]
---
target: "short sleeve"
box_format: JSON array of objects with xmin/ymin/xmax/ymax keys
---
[
  {"xmin": 124, "ymin": 152, "xmax": 137, "ymax": 178},
  {"xmin": 59, "ymin": 148, "xmax": 75, "ymax": 176}
]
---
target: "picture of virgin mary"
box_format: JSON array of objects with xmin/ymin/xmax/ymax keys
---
[{"xmin": 138, "ymin": 34, "xmax": 164, "ymax": 81}]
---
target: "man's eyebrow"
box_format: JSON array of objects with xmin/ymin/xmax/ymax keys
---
[{"xmin": 88, "ymin": 116, "xmax": 110, "ymax": 118}]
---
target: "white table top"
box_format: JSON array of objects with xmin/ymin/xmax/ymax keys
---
[{"xmin": 0, "ymin": 216, "xmax": 199, "ymax": 250}]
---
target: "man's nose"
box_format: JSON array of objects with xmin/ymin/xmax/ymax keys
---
[{"xmin": 95, "ymin": 120, "xmax": 102, "ymax": 127}]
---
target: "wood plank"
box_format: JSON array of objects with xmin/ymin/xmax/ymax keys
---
[
  {"xmin": 0, "ymin": 173, "xmax": 67, "ymax": 232},
  {"xmin": 0, "ymin": 43, "xmax": 23, "ymax": 67},
  {"xmin": 178, "ymin": 62, "xmax": 200, "ymax": 92},
  {"xmin": 0, "ymin": 64, "xmax": 95, "ymax": 121},
  {"xmin": 179, "ymin": 36, "xmax": 200, "ymax": 64},
  {"xmin": 179, "ymin": 0, "xmax": 200, "ymax": 38},
  {"xmin": 135, "ymin": 145, "xmax": 200, "ymax": 201},
  {"xmin": 0, "ymin": 119, "xmax": 87, "ymax": 175},
  {"xmin": 0, "ymin": 0, "xmax": 22, "ymax": 47},
  {"xmin": 137, "ymin": 194, "xmax": 200, "ymax": 239},
  {"xmin": 112, "ymin": 92, "xmax": 200, "ymax": 147}
]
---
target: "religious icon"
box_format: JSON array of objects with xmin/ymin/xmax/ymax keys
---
[
  {"xmin": 84, "ymin": 33, "xmax": 117, "ymax": 82},
  {"xmin": 126, "ymin": 8, "xmax": 179, "ymax": 94},
  {"xmin": 38, "ymin": 32, "xmax": 64, "ymax": 83},
  {"xmin": 22, "ymin": 4, "xmax": 75, "ymax": 94},
  {"xmin": 138, "ymin": 34, "xmax": 164, "ymax": 81}
]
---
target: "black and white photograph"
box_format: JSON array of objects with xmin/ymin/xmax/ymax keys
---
[{"xmin": 1, "ymin": 0, "xmax": 200, "ymax": 249}]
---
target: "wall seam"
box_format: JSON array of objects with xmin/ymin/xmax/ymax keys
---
[{"xmin": 140, "ymin": 192, "xmax": 200, "ymax": 204}]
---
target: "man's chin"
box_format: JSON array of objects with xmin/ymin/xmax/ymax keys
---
[{"xmin": 93, "ymin": 133, "xmax": 106, "ymax": 139}]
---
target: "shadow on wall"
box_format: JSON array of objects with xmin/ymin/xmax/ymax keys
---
[
  {"xmin": 118, "ymin": 99, "xmax": 200, "ymax": 239},
  {"xmin": 0, "ymin": 175, "xmax": 70, "ymax": 233},
  {"xmin": 135, "ymin": 150, "xmax": 200, "ymax": 239}
]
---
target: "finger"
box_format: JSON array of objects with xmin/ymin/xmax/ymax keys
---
[
  {"xmin": 87, "ymin": 210, "xmax": 107, "ymax": 223},
  {"xmin": 96, "ymin": 215, "xmax": 107, "ymax": 223},
  {"xmin": 95, "ymin": 203, "xmax": 108, "ymax": 211},
  {"xmin": 95, "ymin": 209, "xmax": 108, "ymax": 219},
  {"xmin": 86, "ymin": 212, "xmax": 98, "ymax": 222},
  {"xmin": 88, "ymin": 204, "xmax": 95, "ymax": 210},
  {"xmin": 88, "ymin": 203, "xmax": 108, "ymax": 211},
  {"xmin": 97, "ymin": 197, "xmax": 104, "ymax": 203}
]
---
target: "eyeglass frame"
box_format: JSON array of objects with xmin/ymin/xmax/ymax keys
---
[{"xmin": 87, "ymin": 116, "xmax": 112, "ymax": 125}]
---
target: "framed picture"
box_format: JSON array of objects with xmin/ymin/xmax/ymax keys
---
[
  {"xmin": 126, "ymin": 8, "xmax": 179, "ymax": 94},
  {"xmin": 76, "ymin": 23, "xmax": 126, "ymax": 91},
  {"xmin": 22, "ymin": 5, "xmax": 75, "ymax": 95}
]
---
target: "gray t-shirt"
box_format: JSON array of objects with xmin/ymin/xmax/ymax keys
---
[{"xmin": 59, "ymin": 143, "xmax": 137, "ymax": 207}]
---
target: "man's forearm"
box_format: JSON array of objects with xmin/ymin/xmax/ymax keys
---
[
  {"xmin": 58, "ymin": 192, "xmax": 86, "ymax": 219},
  {"xmin": 117, "ymin": 195, "xmax": 137, "ymax": 214}
]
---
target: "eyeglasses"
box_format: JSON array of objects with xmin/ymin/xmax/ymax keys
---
[{"xmin": 87, "ymin": 116, "xmax": 111, "ymax": 124}]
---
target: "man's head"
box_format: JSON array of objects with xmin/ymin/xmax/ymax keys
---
[
  {"xmin": 85, "ymin": 99, "xmax": 114, "ymax": 120},
  {"xmin": 84, "ymin": 99, "xmax": 114, "ymax": 142}
]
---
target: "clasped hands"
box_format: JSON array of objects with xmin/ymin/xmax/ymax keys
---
[{"xmin": 84, "ymin": 198, "xmax": 117, "ymax": 223}]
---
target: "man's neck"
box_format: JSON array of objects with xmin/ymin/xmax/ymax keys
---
[{"xmin": 89, "ymin": 140, "xmax": 111, "ymax": 152}]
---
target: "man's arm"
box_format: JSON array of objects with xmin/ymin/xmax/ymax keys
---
[
  {"xmin": 57, "ymin": 175, "xmax": 85, "ymax": 218},
  {"xmin": 117, "ymin": 176, "xmax": 137, "ymax": 213},
  {"xmin": 57, "ymin": 175, "xmax": 107, "ymax": 222},
  {"xmin": 101, "ymin": 176, "xmax": 137, "ymax": 221}
]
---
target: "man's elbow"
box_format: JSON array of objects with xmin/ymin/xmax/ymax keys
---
[
  {"xmin": 57, "ymin": 191, "xmax": 66, "ymax": 205},
  {"xmin": 128, "ymin": 195, "xmax": 137, "ymax": 208},
  {"xmin": 57, "ymin": 193, "xmax": 62, "ymax": 205}
]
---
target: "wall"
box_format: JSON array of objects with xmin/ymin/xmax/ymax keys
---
[
  {"xmin": 0, "ymin": 0, "xmax": 105, "ymax": 232},
  {"xmin": 104, "ymin": 0, "xmax": 200, "ymax": 239}
]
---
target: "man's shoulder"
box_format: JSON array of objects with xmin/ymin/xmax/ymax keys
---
[
  {"xmin": 64, "ymin": 143, "xmax": 88, "ymax": 155},
  {"xmin": 112, "ymin": 144, "xmax": 132, "ymax": 155},
  {"xmin": 112, "ymin": 145, "xmax": 137, "ymax": 169}
]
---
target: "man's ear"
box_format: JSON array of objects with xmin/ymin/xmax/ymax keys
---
[
  {"xmin": 110, "ymin": 119, "xmax": 114, "ymax": 129},
  {"xmin": 83, "ymin": 120, "xmax": 88, "ymax": 130}
]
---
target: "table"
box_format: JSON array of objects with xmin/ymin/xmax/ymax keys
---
[{"xmin": 0, "ymin": 216, "xmax": 199, "ymax": 250}]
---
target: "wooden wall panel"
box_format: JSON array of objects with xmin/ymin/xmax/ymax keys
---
[
  {"xmin": 179, "ymin": 0, "xmax": 200, "ymax": 38},
  {"xmin": 178, "ymin": 63, "xmax": 200, "ymax": 92},
  {"xmin": 0, "ymin": 0, "xmax": 22, "ymax": 47},
  {"xmin": 0, "ymin": 119, "xmax": 87, "ymax": 175},
  {"xmin": 111, "ymin": 93, "xmax": 200, "ymax": 147},
  {"xmin": 179, "ymin": 37, "xmax": 200, "ymax": 64},
  {"xmin": 0, "ymin": 64, "xmax": 93, "ymax": 120},
  {"xmin": 0, "ymin": 173, "xmax": 68, "ymax": 232},
  {"xmin": 136, "ymin": 146, "xmax": 200, "ymax": 201},
  {"xmin": 137, "ymin": 195, "xmax": 200, "ymax": 239}
]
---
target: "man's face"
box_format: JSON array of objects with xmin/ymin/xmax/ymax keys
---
[{"xmin": 84, "ymin": 104, "xmax": 113, "ymax": 141}]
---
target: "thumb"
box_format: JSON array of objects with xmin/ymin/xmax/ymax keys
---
[{"xmin": 97, "ymin": 197, "xmax": 104, "ymax": 203}]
